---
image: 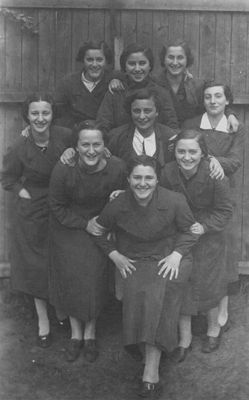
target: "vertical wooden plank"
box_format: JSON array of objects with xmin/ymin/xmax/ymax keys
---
[
  {"xmin": 231, "ymin": 14, "xmax": 248, "ymax": 99},
  {"xmin": 184, "ymin": 12, "xmax": 200, "ymax": 78},
  {"xmin": 152, "ymin": 11, "xmax": 169, "ymax": 77},
  {"xmin": 5, "ymin": 8, "xmax": 22, "ymax": 90},
  {"xmin": 215, "ymin": 13, "xmax": 232, "ymax": 84},
  {"xmin": 71, "ymin": 9, "xmax": 89, "ymax": 73},
  {"xmin": 120, "ymin": 10, "xmax": 137, "ymax": 46},
  {"xmin": 88, "ymin": 10, "xmax": 105, "ymax": 42},
  {"xmin": 199, "ymin": 12, "xmax": 216, "ymax": 79},
  {"xmin": 0, "ymin": 14, "xmax": 6, "ymax": 90},
  {"xmin": 0, "ymin": 106, "xmax": 6, "ymax": 262},
  {"xmin": 21, "ymin": 9, "xmax": 39, "ymax": 91},
  {"xmin": 168, "ymin": 11, "xmax": 184, "ymax": 41},
  {"xmin": 55, "ymin": 9, "xmax": 72, "ymax": 87},
  {"xmin": 136, "ymin": 10, "xmax": 153, "ymax": 48},
  {"xmin": 38, "ymin": 9, "xmax": 56, "ymax": 91},
  {"xmin": 242, "ymin": 108, "xmax": 249, "ymax": 261}
]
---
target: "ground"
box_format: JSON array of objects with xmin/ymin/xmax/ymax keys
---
[{"xmin": 0, "ymin": 277, "xmax": 249, "ymax": 400}]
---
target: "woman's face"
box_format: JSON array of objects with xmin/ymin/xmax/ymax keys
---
[
  {"xmin": 203, "ymin": 86, "xmax": 229, "ymax": 117},
  {"xmin": 28, "ymin": 101, "xmax": 53, "ymax": 135},
  {"xmin": 83, "ymin": 49, "xmax": 106, "ymax": 82},
  {"xmin": 128, "ymin": 165, "xmax": 157, "ymax": 204},
  {"xmin": 77, "ymin": 129, "xmax": 105, "ymax": 168},
  {"xmin": 164, "ymin": 46, "xmax": 187, "ymax": 77},
  {"xmin": 125, "ymin": 52, "xmax": 151, "ymax": 83},
  {"xmin": 175, "ymin": 138, "xmax": 203, "ymax": 176},
  {"xmin": 131, "ymin": 97, "xmax": 158, "ymax": 137}
]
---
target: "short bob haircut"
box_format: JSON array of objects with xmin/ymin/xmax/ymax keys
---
[
  {"xmin": 76, "ymin": 41, "xmax": 113, "ymax": 65},
  {"xmin": 202, "ymin": 80, "xmax": 233, "ymax": 106},
  {"xmin": 127, "ymin": 154, "xmax": 160, "ymax": 177},
  {"xmin": 124, "ymin": 88, "xmax": 161, "ymax": 116},
  {"xmin": 174, "ymin": 129, "xmax": 209, "ymax": 158},
  {"xmin": 22, "ymin": 92, "xmax": 55, "ymax": 124},
  {"xmin": 159, "ymin": 39, "xmax": 194, "ymax": 68},
  {"xmin": 120, "ymin": 43, "xmax": 154, "ymax": 73},
  {"xmin": 71, "ymin": 119, "xmax": 104, "ymax": 148}
]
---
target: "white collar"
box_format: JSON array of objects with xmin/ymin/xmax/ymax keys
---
[
  {"xmin": 81, "ymin": 72, "xmax": 100, "ymax": 92},
  {"xmin": 200, "ymin": 113, "xmax": 228, "ymax": 133},
  {"xmin": 133, "ymin": 128, "xmax": 156, "ymax": 157}
]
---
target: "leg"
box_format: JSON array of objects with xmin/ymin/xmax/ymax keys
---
[
  {"xmin": 171, "ymin": 314, "xmax": 192, "ymax": 363},
  {"xmin": 66, "ymin": 317, "xmax": 83, "ymax": 362},
  {"xmin": 84, "ymin": 319, "xmax": 96, "ymax": 340},
  {"xmin": 202, "ymin": 306, "xmax": 221, "ymax": 353},
  {"xmin": 217, "ymin": 295, "xmax": 229, "ymax": 327},
  {"xmin": 34, "ymin": 297, "xmax": 49, "ymax": 336},
  {"xmin": 70, "ymin": 316, "xmax": 83, "ymax": 340},
  {"xmin": 137, "ymin": 344, "xmax": 163, "ymax": 398},
  {"xmin": 83, "ymin": 319, "xmax": 99, "ymax": 362}
]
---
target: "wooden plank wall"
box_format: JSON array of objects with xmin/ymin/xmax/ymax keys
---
[{"xmin": 0, "ymin": 4, "xmax": 249, "ymax": 274}]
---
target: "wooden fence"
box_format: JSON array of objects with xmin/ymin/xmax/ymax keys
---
[{"xmin": 0, "ymin": 0, "xmax": 249, "ymax": 275}]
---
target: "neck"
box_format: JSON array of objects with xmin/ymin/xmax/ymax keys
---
[
  {"xmin": 180, "ymin": 166, "xmax": 198, "ymax": 179},
  {"xmin": 137, "ymin": 127, "xmax": 154, "ymax": 138},
  {"xmin": 31, "ymin": 129, "xmax": 50, "ymax": 145},
  {"xmin": 78, "ymin": 157, "xmax": 107, "ymax": 173},
  {"xmin": 136, "ymin": 196, "xmax": 152, "ymax": 207},
  {"xmin": 207, "ymin": 113, "xmax": 224, "ymax": 129},
  {"xmin": 166, "ymin": 71, "xmax": 183, "ymax": 86}
]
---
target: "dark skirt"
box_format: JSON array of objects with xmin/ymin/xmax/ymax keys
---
[
  {"xmin": 49, "ymin": 216, "xmax": 109, "ymax": 322},
  {"xmin": 120, "ymin": 255, "xmax": 192, "ymax": 353}
]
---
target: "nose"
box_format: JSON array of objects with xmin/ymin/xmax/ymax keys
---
[
  {"xmin": 139, "ymin": 177, "xmax": 147, "ymax": 186},
  {"xmin": 134, "ymin": 63, "xmax": 140, "ymax": 71},
  {"xmin": 210, "ymin": 95, "xmax": 216, "ymax": 103},
  {"xmin": 138, "ymin": 110, "xmax": 146, "ymax": 119},
  {"xmin": 183, "ymin": 152, "xmax": 191, "ymax": 160},
  {"xmin": 37, "ymin": 113, "xmax": 43, "ymax": 121},
  {"xmin": 172, "ymin": 57, "xmax": 178, "ymax": 65},
  {"xmin": 92, "ymin": 58, "xmax": 97, "ymax": 66},
  {"xmin": 88, "ymin": 145, "xmax": 95, "ymax": 154}
]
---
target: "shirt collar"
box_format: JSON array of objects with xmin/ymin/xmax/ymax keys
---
[
  {"xmin": 200, "ymin": 113, "xmax": 228, "ymax": 132},
  {"xmin": 81, "ymin": 72, "xmax": 100, "ymax": 92},
  {"xmin": 134, "ymin": 127, "xmax": 155, "ymax": 142}
]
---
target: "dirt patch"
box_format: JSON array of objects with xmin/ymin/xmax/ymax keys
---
[{"xmin": 1, "ymin": 277, "xmax": 249, "ymax": 400}]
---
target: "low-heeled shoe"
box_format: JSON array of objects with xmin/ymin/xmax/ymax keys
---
[
  {"xmin": 83, "ymin": 339, "xmax": 99, "ymax": 362},
  {"xmin": 137, "ymin": 381, "xmax": 163, "ymax": 399},
  {"xmin": 170, "ymin": 345, "xmax": 192, "ymax": 363},
  {"xmin": 37, "ymin": 332, "xmax": 52, "ymax": 348},
  {"xmin": 201, "ymin": 335, "xmax": 221, "ymax": 353},
  {"xmin": 220, "ymin": 318, "xmax": 231, "ymax": 335},
  {"xmin": 65, "ymin": 338, "xmax": 83, "ymax": 362}
]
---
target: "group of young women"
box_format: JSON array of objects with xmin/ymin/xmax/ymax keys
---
[{"xmin": 1, "ymin": 39, "xmax": 244, "ymax": 399}]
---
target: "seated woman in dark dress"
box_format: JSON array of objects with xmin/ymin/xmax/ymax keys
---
[
  {"xmin": 1, "ymin": 93, "xmax": 72, "ymax": 347},
  {"xmin": 93, "ymin": 155, "xmax": 199, "ymax": 399},
  {"xmin": 160, "ymin": 130, "xmax": 233, "ymax": 358},
  {"xmin": 49, "ymin": 121, "xmax": 127, "ymax": 363}
]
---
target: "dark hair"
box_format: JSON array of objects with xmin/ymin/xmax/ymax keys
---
[
  {"xmin": 127, "ymin": 155, "xmax": 160, "ymax": 177},
  {"xmin": 202, "ymin": 80, "xmax": 233, "ymax": 105},
  {"xmin": 120, "ymin": 43, "xmax": 154, "ymax": 72},
  {"xmin": 159, "ymin": 39, "xmax": 194, "ymax": 68},
  {"xmin": 22, "ymin": 92, "xmax": 55, "ymax": 124},
  {"xmin": 71, "ymin": 120, "xmax": 104, "ymax": 148},
  {"xmin": 175, "ymin": 129, "xmax": 208, "ymax": 157},
  {"xmin": 76, "ymin": 41, "xmax": 113, "ymax": 65},
  {"xmin": 124, "ymin": 88, "xmax": 161, "ymax": 116}
]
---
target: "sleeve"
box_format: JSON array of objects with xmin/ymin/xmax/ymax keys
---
[
  {"xmin": 215, "ymin": 125, "xmax": 245, "ymax": 176},
  {"xmin": 157, "ymin": 87, "xmax": 179, "ymax": 129},
  {"xmin": 49, "ymin": 163, "xmax": 88, "ymax": 229},
  {"xmin": 1, "ymin": 141, "xmax": 24, "ymax": 196},
  {"xmin": 199, "ymin": 178, "xmax": 233, "ymax": 233},
  {"xmin": 96, "ymin": 91, "xmax": 116, "ymax": 135},
  {"xmin": 173, "ymin": 194, "xmax": 200, "ymax": 256},
  {"xmin": 93, "ymin": 201, "xmax": 119, "ymax": 255}
]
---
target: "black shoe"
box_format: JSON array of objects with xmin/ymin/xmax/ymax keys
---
[
  {"xmin": 170, "ymin": 345, "xmax": 192, "ymax": 363},
  {"xmin": 37, "ymin": 332, "xmax": 52, "ymax": 348},
  {"xmin": 137, "ymin": 381, "xmax": 163, "ymax": 399},
  {"xmin": 201, "ymin": 335, "xmax": 220, "ymax": 353},
  {"xmin": 83, "ymin": 339, "xmax": 99, "ymax": 362},
  {"xmin": 65, "ymin": 338, "xmax": 83, "ymax": 362}
]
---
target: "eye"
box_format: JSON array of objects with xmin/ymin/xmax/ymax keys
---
[
  {"xmin": 96, "ymin": 57, "xmax": 104, "ymax": 62},
  {"xmin": 132, "ymin": 108, "xmax": 141, "ymax": 114}
]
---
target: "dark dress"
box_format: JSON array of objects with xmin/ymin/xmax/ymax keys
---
[
  {"xmin": 96, "ymin": 75, "xmax": 179, "ymax": 134},
  {"xmin": 160, "ymin": 160, "xmax": 233, "ymax": 313},
  {"xmin": 1, "ymin": 125, "xmax": 72, "ymax": 299},
  {"xmin": 95, "ymin": 186, "xmax": 198, "ymax": 352},
  {"xmin": 48, "ymin": 156, "xmax": 127, "ymax": 321}
]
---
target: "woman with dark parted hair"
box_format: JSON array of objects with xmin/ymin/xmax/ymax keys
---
[
  {"xmin": 97, "ymin": 43, "xmax": 179, "ymax": 134},
  {"xmin": 157, "ymin": 39, "xmax": 239, "ymax": 130},
  {"xmin": 1, "ymin": 93, "xmax": 72, "ymax": 347},
  {"xmin": 48, "ymin": 120, "xmax": 127, "ymax": 363},
  {"xmin": 160, "ymin": 129, "xmax": 233, "ymax": 358},
  {"xmin": 55, "ymin": 41, "xmax": 114, "ymax": 129},
  {"xmin": 93, "ymin": 155, "xmax": 198, "ymax": 398}
]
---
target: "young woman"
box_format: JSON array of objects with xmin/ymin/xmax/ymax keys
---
[
  {"xmin": 93, "ymin": 155, "xmax": 198, "ymax": 398},
  {"xmin": 160, "ymin": 130, "xmax": 233, "ymax": 357},
  {"xmin": 48, "ymin": 121, "xmax": 127, "ymax": 363},
  {"xmin": 1, "ymin": 93, "xmax": 72, "ymax": 347}
]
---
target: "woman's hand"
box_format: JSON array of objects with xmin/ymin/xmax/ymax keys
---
[
  {"xmin": 60, "ymin": 148, "xmax": 76, "ymax": 166},
  {"xmin": 227, "ymin": 114, "xmax": 239, "ymax": 133},
  {"xmin": 109, "ymin": 250, "xmax": 136, "ymax": 279},
  {"xmin": 158, "ymin": 251, "xmax": 182, "ymax": 280},
  {"xmin": 109, "ymin": 190, "xmax": 125, "ymax": 202},
  {"xmin": 21, "ymin": 126, "xmax": 30, "ymax": 137},
  {"xmin": 209, "ymin": 157, "xmax": 225, "ymax": 180},
  {"xmin": 18, "ymin": 188, "xmax": 31, "ymax": 199},
  {"xmin": 108, "ymin": 79, "xmax": 125, "ymax": 94},
  {"xmin": 190, "ymin": 222, "xmax": 205, "ymax": 235},
  {"xmin": 104, "ymin": 147, "xmax": 111, "ymax": 159},
  {"xmin": 86, "ymin": 217, "xmax": 106, "ymax": 236}
]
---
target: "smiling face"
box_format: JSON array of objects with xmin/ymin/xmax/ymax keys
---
[
  {"xmin": 203, "ymin": 86, "xmax": 229, "ymax": 118},
  {"xmin": 77, "ymin": 129, "xmax": 105, "ymax": 169},
  {"xmin": 175, "ymin": 138, "xmax": 203, "ymax": 176},
  {"xmin": 28, "ymin": 101, "xmax": 53, "ymax": 136},
  {"xmin": 128, "ymin": 165, "xmax": 158, "ymax": 205},
  {"xmin": 131, "ymin": 97, "xmax": 158, "ymax": 137},
  {"xmin": 125, "ymin": 52, "xmax": 151, "ymax": 83},
  {"xmin": 83, "ymin": 49, "xmax": 106, "ymax": 82},
  {"xmin": 164, "ymin": 46, "xmax": 187, "ymax": 77}
]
